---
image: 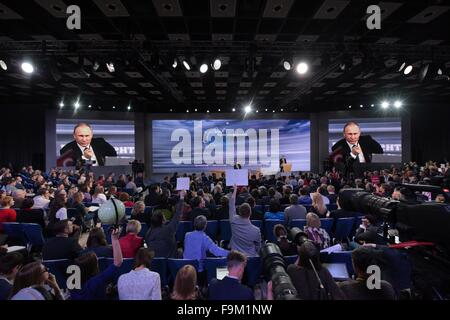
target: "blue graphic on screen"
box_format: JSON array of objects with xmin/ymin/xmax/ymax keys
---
[
  {"xmin": 56, "ymin": 119, "xmax": 135, "ymax": 162},
  {"xmin": 152, "ymin": 120, "xmax": 310, "ymax": 173},
  {"xmin": 328, "ymin": 117, "xmax": 402, "ymax": 163}
]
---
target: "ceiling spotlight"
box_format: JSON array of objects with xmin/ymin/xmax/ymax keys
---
[
  {"xmin": 360, "ymin": 104, "xmax": 363, "ymax": 108},
  {"xmin": 0, "ymin": 60, "xmax": 7, "ymax": 71},
  {"xmin": 21, "ymin": 62, "xmax": 34, "ymax": 74},
  {"xmin": 244, "ymin": 105, "xmax": 252, "ymax": 113},
  {"xmin": 232, "ymin": 108, "xmax": 236, "ymax": 112},
  {"xmin": 265, "ymin": 108, "xmax": 268, "ymax": 112},
  {"xmin": 182, "ymin": 59, "xmax": 191, "ymax": 71},
  {"xmin": 112, "ymin": 106, "xmax": 116, "ymax": 109},
  {"xmin": 280, "ymin": 108, "xmax": 284, "ymax": 112},
  {"xmin": 218, "ymin": 108, "xmax": 221, "ymax": 112},
  {"xmin": 74, "ymin": 101, "xmax": 80, "ymax": 109},
  {"xmin": 398, "ymin": 62, "xmax": 406, "ymax": 72},
  {"xmin": 256, "ymin": 110, "xmax": 259, "ymax": 113},
  {"xmin": 207, "ymin": 110, "xmax": 210, "ymax": 113},
  {"xmin": 371, "ymin": 104, "xmax": 374, "ymax": 107},
  {"xmin": 348, "ymin": 105, "xmax": 352, "ymax": 109},
  {"xmin": 404, "ymin": 65, "xmax": 413, "ymax": 75},
  {"xmin": 296, "ymin": 62, "xmax": 308, "ymax": 74},
  {"xmin": 106, "ymin": 62, "xmax": 115, "ymax": 73},
  {"xmin": 282, "ymin": 59, "xmax": 292, "ymax": 71},
  {"xmin": 212, "ymin": 58, "xmax": 221, "ymax": 71},
  {"xmin": 194, "ymin": 108, "xmax": 197, "ymax": 112},
  {"xmin": 186, "ymin": 109, "xmax": 189, "ymax": 113},
  {"xmin": 437, "ymin": 68, "xmax": 443, "ymax": 75},
  {"xmin": 272, "ymin": 110, "xmax": 275, "ymax": 113},
  {"xmin": 172, "ymin": 58, "xmax": 178, "ymax": 69},
  {"xmin": 394, "ymin": 100, "xmax": 402, "ymax": 108},
  {"xmin": 127, "ymin": 105, "xmax": 131, "ymax": 110},
  {"xmin": 88, "ymin": 104, "xmax": 92, "ymax": 108},
  {"xmin": 59, "ymin": 101, "xmax": 64, "ymax": 108},
  {"xmin": 199, "ymin": 63, "xmax": 208, "ymax": 73},
  {"xmin": 381, "ymin": 101, "xmax": 389, "ymax": 109}
]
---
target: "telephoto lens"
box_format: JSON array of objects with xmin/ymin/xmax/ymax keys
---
[{"xmin": 260, "ymin": 243, "xmax": 298, "ymax": 300}]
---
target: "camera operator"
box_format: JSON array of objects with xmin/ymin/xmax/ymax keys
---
[{"xmin": 287, "ymin": 240, "xmax": 345, "ymax": 300}]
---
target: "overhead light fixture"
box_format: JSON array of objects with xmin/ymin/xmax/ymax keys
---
[
  {"xmin": 88, "ymin": 104, "xmax": 92, "ymax": 109},
  {"xmin": 74, "ymin": 101, "xmax": 80, "ymax": 109},
  {"xmin": 348, "ymin": 105, "xmax": 352, "ymax": 109},
  {"xmin": 207, "ymin": 110, "xmax": 210, "ymax": 113},
  {"xmin": 404, "ymin": 65, "xmax": 413, "ymax": 75},
  {"xmin": 218, "ymin": 108, "xmax": 221, "ymax": 112},
  {"xmin": 172, "ymin": 58, "xmax": 178, "ymax": 69},
  {"xmin": 244, "ymin": 105, "xmax": 252, "ymax": 113},
  {"xmin": 256, "ymin": 110, "xmax": 259, "ymax": 113},
  {"xmin": 381, "ymin": 101, "xmax": 389, "ymax": 109},
  {"xmin": 59, "ymin": 101, "xmax": 64, "ymax": 108},
  {"xmin": 371, "ymin": 104, "xmax": 374, "ymax": 107},
  {"xmin": 106, "ymin": 61, "xmax": 115, "ymax": 73},
  {"xmin": 21, "ymin": 62, "xmax": 34, "ymax": 74},
  {"xmin": 199, "ymin": 63, "xmax": 208, "ymax": 73},
  {"xmin": 282, "ymin": 59, "xmax": 292, "ymax": 71},
  {"xmin": 394, "ymin": 100, "xmax": 402, "ymax": 108},
  {"xmin": 398, "ymin": 62, "xmax": 406, "ymax": 72},
  {"xmin": 112, "ymin": 106, "xmax": 116, "ymax": 109},
  {"xmin": 0, "ymin": 59, "xmax": 7, "ymax": 71},
  {"xmin": 186, "ymin": 109, "xmax": 189, "ymax": 113},
  {"xmin": 212, "ymin": 58, "xmax": 221, "ymax": 71},
  {"xmin": 280, "ymin": 108, "xmax": 284, "ymax": 112},
  {"xmin": 360, "ymin": 104, "xmax": 363, "ymax": 108},
  {"xmin": 296, "ymin": 62, "xmax": 308, "ymax": 74},
  {"xmin": 182, "ymin": 59, "xmax": 191, "ymax": 71},
  {"xmin": 127, "ymin": 105, "xmax": 131, "ymax": 110},
  {"xmin": 232, "ymin": 108, "xmax": 236, "ymax": 112}
]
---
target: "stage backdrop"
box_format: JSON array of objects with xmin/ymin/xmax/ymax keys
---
[
  {"xmin": 56, "ymin": 118, "xmax": 135, "ymax": 165},
  {"xmin": 328, "ymin": 117, "xmax": 402, "ymax": 163},
  {"xmin": 152, "ymin": 119, "xmax": 310, "ymax": 173}
]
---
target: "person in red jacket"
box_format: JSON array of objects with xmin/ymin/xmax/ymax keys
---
[
  {"xmin": 119, "ymin": 220, "xmax": 143, "ymax": 258},
  {"xmin": 0, "ymin": 196, "xmax": 17, "ymax": 231}
]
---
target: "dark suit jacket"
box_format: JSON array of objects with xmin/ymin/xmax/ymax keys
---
[
  {"xmin": 331, "ymin": 135, "xmax": 383, "ymax": 176},
  {"xmin": 59, "ymin": 138, "xmax": 117, "ymax": 166},
  {"xmin": 42, "ymin": 236, "xmax": 83, "ymax": 260},
  {"xmin": 208, "ymin": 276, "xmax": 254, "ymax": 300}
]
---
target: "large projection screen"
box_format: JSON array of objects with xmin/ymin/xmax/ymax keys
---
[{"xmin": 152, "ymin": 119, "xmax": 311, "ymax": 173}]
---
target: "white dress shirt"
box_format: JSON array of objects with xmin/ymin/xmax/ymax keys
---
[
  {"xmin": 346, "ymin": 141, "xmax": 366, "ymax": 163},
  {"xmin": 77, "ymin": 143, "xmax": 99, "ymax": 166}
]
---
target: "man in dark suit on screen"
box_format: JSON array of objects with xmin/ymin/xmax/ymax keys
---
[
  {"xmin": 59, "ymin": 122, "xmax": 117, "ymax": 166},
  {"xmin": 331, "ymin": 121, "xmax": 383, "ymax": 178}
]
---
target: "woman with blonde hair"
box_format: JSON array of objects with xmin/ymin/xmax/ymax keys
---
[
  {"xmin": 310, "ymin": 192, "xmax": 329, "ymax": 217},
  {"xmin": 304, "ymin": 212, "xmax": 331, "ymax": 249},
  {"xmin": 171, "ymin": 265, "xmax": 198, "ymax": 300}
]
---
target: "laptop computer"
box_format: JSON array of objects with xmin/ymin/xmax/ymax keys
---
[{"xmin": 323, "ymin": 263, "xmax": 350, "ymax": 281}]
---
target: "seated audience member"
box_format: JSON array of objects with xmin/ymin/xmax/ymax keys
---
[
  {"xmin": 329, "ymin": 197, "xmax": 360, "ymax": 221},
  {"xmin": 116, "ymin": 175, "xmax": 127, "ymax": 189},
  {"xmin": 69, "ymin": 191, "xmax": 92, "ymax": 228},
  {"xmin": 326, "ymin": 185, "xmax": 338, "ymax": 204},
  {"xmin": 0, "ymin": 196, "xmax": 17, "ymax": 229},
  {"xmin": 435, "ymin": 194, "xmax": 445, "ymax": 203},
  {"xmin": 0, "ymin": 252, "xmax": 24, "ymax": 300},
  {"xmin": 42, "ymin": 220, "xmax": 82, "ymax": 260},
  {"xmin": 119, "ymin": 220, "xmax": 144, "ymax": 258},
  {"xmin": 145, "ymin": 191, "xmax": 185, "ymax": 258},
  {"xmin": 171, "ymin": 265, "xmax": 199, "ymax": 300},
  {"xmin": 48, "ymin": 192, "xmax": 68, "ymax": 224},
  {"xmin": 310, "ymin": 192, "xmax": 330, "ymax": 217},
  {"xmin": 208, "ymin": 251, "xmax": 254, "ymax": 300},
  {"xmin": 304, "ymin": 213, "xmax": 331, "ymax": 250},
  {"xmin": 287, "ymin": 241, "xmax": 345, "ymax": 300},
  {"xmin": 229, "ymin": 186, "xmax": 262, "ymax": 256},
  {"xmin": 16, "ymin": 198, "xmax": 45, "ymax": 230},
  {"xmin": 183, "ymin": 215, "xmax": 229, "ymax": 273},
  {"xmin": 236, "ymin": 187, "xmax": 251, "ymax": 206},
  {"xmin": 144, "ymin": 184, "xmax": 162, "ymax": 207},
  {"xmin": 131, "ymin": 201, "xmax": 151, "ymax": 225},
  {"xmin": 214, "ymin": 196, "xmax": 229, "ymax": 220},
  {"xmin": 338, "ymin": 247, "xmax": 396, "ymax": 300},
  {"xmin": 10, "ymin": 261, "xmax": 64, "ymax": 300},
  {"xmin": 118, "ymin": 248, "xmax": 161, "ymax": 300},
  {"xmin": 83, "ymin": 227, "xmax": 113, "ymax": 258},
  {"xmin": 11, "ymin": 189, "xmax": 26, "ymax": 209},
  {"xmin": 125, "ymin": 176, "xmax": 143, "ymax": 194},
  {"xmin": 355, "ymin": 215, "xmax": 385, "ymax": 245},
  {"xmin": 32, "ymin": 188, "xmax": 50, "ymax": 210},
  {"xmin": 246, "ymin": 197, "xmax": 264, "ymax": 220},
  {"xmin": 118, "ymin": 192, "xmax": 134, "ymax": 208},
  {"xmin": 298, "ymin": 187, "xmax": 312, "ymax": 206},
  {"xmin": 91, "ymin": 186, "xmax": 107, "ymax": 206},
  {"xmin": 188, "ymin": 196, "xmax": 212, "ymax": 222},
  {"xmin": 274, "ymin": 224, "xmax": 297, "ymax": 256},
  {"xmin": 284, "ymin": 194, "xmax": 307, "ymax": 226},
  {"xmin": 70, "ymin": 228, "xmax": 123, "ymax": 300},
  {"xmin": 264, "ymin": 199, "xmax": 284, "ymax": 221},
  {"xmin": 80, "ymin": 185, "xmax": 92, "ymax": 203}
]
